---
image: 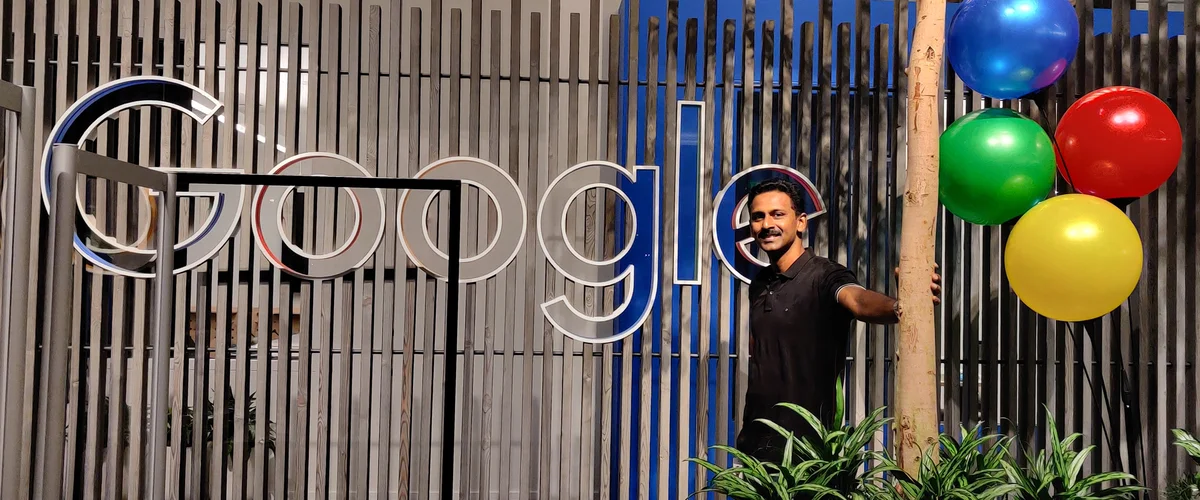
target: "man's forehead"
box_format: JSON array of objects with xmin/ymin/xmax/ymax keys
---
[{"xmin": 751, "ymin": 194, "xmax": 794, "ymax": 209}]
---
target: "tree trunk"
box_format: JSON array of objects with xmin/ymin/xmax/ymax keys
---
[{"xmin": 895, "ymin": 0, "xmax": 947, "ymax": 475}]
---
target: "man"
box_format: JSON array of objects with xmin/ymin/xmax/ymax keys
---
[{"xmin": 734, "ymin": 178, "xmax": 941, "ymax": 464}]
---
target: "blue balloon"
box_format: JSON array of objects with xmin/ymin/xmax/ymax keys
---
[{"xmin": 947, "ymin": 0, "xmax": 1080, "ymax": 100}]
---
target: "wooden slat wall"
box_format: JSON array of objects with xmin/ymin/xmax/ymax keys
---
[{"xmin": 0, "ymin": 0, "xmax": 1196, "ymax": 498}]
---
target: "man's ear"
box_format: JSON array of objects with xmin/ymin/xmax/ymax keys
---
[{"xmin": 797, "ymin": 212, "xmax": 809, "ymax": 232}]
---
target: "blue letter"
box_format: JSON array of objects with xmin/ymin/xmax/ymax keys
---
[
  {"xmin": 712, "ymin": 165, "xmax": 826, "ymax": 284},
  {"xmin": 674, "ymin": 101, "xmax": 704, "ymax": 285}
]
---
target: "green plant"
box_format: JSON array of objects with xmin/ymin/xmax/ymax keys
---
[
  {"xmin": 84, "ymin": 385, "xmax": 276, "ymax": 462},
  {"xmin": 170, "ymin": 388, "xmax": 277, "ymax": 459},
  {"xmin": 685, "ymin": 439, "xmax": 813, "ymax": 500},
  {"xmin": 1003, "ymin": 409, "xmax": 1142, "ymax": 499},
  {"xmin": 686, "ymin": 378, "xmax": 896, "ymax": 500},
  {"xmin": 1167, "ymin": 429, "xmax": 1200, "ymax": 500},
  {"xmin": 889, "ymin": 423, "xmax": 1017, "ymax": 500},
  {"xmin": 1165, "ymin": 477, "xmax": 1199, "ymax": 500}
]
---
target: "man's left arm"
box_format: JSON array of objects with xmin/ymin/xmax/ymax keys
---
[
  {"xmin": 836, "ymin": 287, "xmax": 903, "ymax": 324},
  {"xmin": 834, "ymin": 265, "xmax": 941, "ymax": 324}
]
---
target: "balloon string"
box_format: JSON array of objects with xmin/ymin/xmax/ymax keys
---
[
  {"xmin": 1030, "ymin": 89, "xmax": 1077, "ymax": 192},
  {"xmin": 1031, "ymin": 88, "xmax": 1149, "ymax": 486}
]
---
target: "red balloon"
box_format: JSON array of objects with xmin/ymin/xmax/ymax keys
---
[{"xmin": 1054, "ymin": 86, "xmax": 1181, "ymax": 199}]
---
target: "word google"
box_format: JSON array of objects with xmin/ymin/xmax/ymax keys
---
[{"xmin": 41, "ymin": 76, "xmax": 827, "ymax": 344}]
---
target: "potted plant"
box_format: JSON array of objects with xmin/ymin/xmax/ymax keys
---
[
  {"xmin": 1166, "ymin": 429, "xmax": 1200, "ymax": 500},
  {"xmin": 687, "ymin": 379, "xmax": 895, "ymax": 499},
  {"xmin": 889, "ymin": 423, "xmax": 1017, "ymax": 499},
  {"xmin": 1002, "ymin": 409, "xmax": 1142, "ymax": 500}
]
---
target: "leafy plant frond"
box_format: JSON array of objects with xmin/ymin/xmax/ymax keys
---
[
  {"xmin": 889, "ymin": 423, "xmax": 1017, "ymax": 500},
  {"xmin": 1004, "ymin": 407, "xmax": 1144, "ymax": 500}
]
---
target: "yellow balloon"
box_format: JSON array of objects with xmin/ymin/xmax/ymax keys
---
[{"xmin": 1004, "ymin": 194, "xmax": 1143, "ymax": 322}]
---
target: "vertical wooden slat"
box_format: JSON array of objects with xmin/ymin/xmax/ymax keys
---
[
  {"xmin": 657, "ymin": 4, "xmax": 677, "ymax": 500},
  {"xmin": 636, "ymin": 14, "xmax": 659, "ymax": 500},
  {"xmin": 213, "ymin": 32, "xmax": 241, "ymax": 498},
  {"xmin": 338, "ymin": 0, "xmax": 360, "ymax": 494},
  {"xmin": 1145, "ymin": 0, "xmax": 1168, "ymax": 490},
  {"xmin": 168, "ymin": 0, "xmax": 197, "ymax": 495},
  {"xmin": 833, "ymin": 21, "xmax": 854, "ymax": 419},
  {"xmin": 541, "ymin": 3, "xmax": 560, "ymax": 498},
  {"xmin": 1056, "ymin": 0, "xmax": 1081, "ymax": 447},
  {"xmin": 424, "ymin": 0, "xmax": 446, "ymax": 492},
  {"xmin": 54, "ymin": 0, "xmax": 81, "ymax": 491},
  {"xmin": 618, "ymin": 0, "xmax": 637, "ymax": 496},
  {"xmin": 870, "ymin": 23, "xmax": 890, "ymax": 449},
  {"xmin": 942, "ymin": 39, "xmax": 965, "ymax": 438},
  {"xmin": 372, "ymin": 3, "xmax": 402, "ymax": 495},
  {"xmin": 601, "ymin": 14, "xmax": 619, "ymax": 500},
  {"xmin": 797, "ymin": 21, "xmax": 812, "ymax": 188},
  {"xmin": 271, "ymin": 4, "xmax": 300, "ymax": 496},
  {"xmin": 58, "ymin": 0, "xmax": 87, "ymax": 491},
  {"xmin": 465, "ymin": 0, "xmax": 489, "ymax": 492},
  {"xmin": 123, "ymin": 0, "xmax": 159, "ymax": 491},
  {"xmin": 191, "ymin": 1, "xmax": 220, "ymax": 495},
  {"xmin": 735, "ymin": 0, "xmax": 755, "ymax": 470},
  {"xmin": 334, "ymin": 1, "xmax": 364, "ymax": 496},
  {"xmin": 1186, "ymin": 0, "xmax": 1200, "ymax": 464},
  {"xmin": 449, "ymin": 3, "xmax": 477, "ymax": 493},
  {"xmin": 1168, "ymin": 31, "xmax": 1185, "ymax": 479},
  {"xmin": 561, "ymin": 11, "xmax": 583, "ymax": 498},
  {"xmin": 814, "ymin": 0, "xmax": 831, "ymax": 256},
  {"xmin": 293, "ymin": 2, "xmax": 321, "ymax": 495},
  {"xmin": 713, "ymin": 22, "xmax": 734, "ymax": 481},
  {"xmin": 520, "ymin": 10, "xmax": 542, "ymax": 499},
  {"xmin": 103, "ymin": 1, "xmax": 136, "ymax": 497},
  {"xmin": 188, "ymin": 1, "xmax": 217, "ymax": 494},
  {"xmin": 80, "ymin": 1, "xmax": 114, "ymax": 497},
  {"xmin": 1131, "ymin": 22, "xmax": 1160, "ymax": 494},
  {"xmin": 351, "ymin": 5, "xmax": 382, "ymax": 497},
  {"xmin": 497, "ymin": 4, "xmax": 521, "ymax": 496},
  {"xmin": 696, "ymin": 2, "xmax": 716, "ymax": 491},
  {"xmin": 397, "ymin": 8, "xmax": 421, "ymax": 499},
  {"xmin": 1091, "ymin": 28, "xmax": 1114, "ymax": 474},
  {"xmin": 309, "ymin": 5, "xmax": 340, "ymax": 496},
  {"xmin": 777, "ymin": 0, "xmax": 792, "ymax": 164},
  {"xmin": 498, "ymin": 4, "xmax": 519, "ymax": 498},
  {"xmin": 850, "ymin": 0, "xmax": 870, "ymax": 428},
  {"xmin": 703, "ymin": 17, "xmax": 731, "ymax": 495},
  {"xmin": 675, "ymin": 13, "xmax": 701, "ymax": 499},
  {"xmin": 231, "ymin": 1, "xmax": 262, "ymax": 497},
  {"xmin": 0, "ymin": 0, "xmax": 7, "ymax": 83},
  {"xmin": 578, "ymin": 1, "xmax": 602, "ymax": 496},
  {"xmin": 25, "ymin": 0, "xmax": 51, "ymax": 482},
  {"xmin": 481, "ymin": 7, "xmax": 503, "ymax": 497},
  {"xmin": 252, "ymin": 2, "xmax": 282, "ymax": 497},
  {"xmin": 761, "ymin": 20, "xmax": 773, "ymax": 164}
]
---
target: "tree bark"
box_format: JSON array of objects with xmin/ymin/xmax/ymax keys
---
[{"xmin": 895, "ymin": 0, "xmax": 946, "ymax": 475}]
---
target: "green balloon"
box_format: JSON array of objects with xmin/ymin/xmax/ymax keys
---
[{"xmin": 939, "ymin": 108, "xmax": 1057, "ymax": 225}]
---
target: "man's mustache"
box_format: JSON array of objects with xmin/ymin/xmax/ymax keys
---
[{"xmin": 757, "ymin": 228, "xmax": 782, "ymax": 238}]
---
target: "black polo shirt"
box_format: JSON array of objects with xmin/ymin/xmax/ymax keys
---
[{"xmin": 735, "ymin": 249, "xmax": 861, "ymax": 461}]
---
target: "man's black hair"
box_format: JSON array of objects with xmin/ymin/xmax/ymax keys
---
[{"xmin": 747, "ymin": 178, "xmax": 807, "ymax": 215}]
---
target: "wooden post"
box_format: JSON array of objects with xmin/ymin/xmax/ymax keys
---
[{"xmin": 895, "ymin": 0, "xmax": 947, "ymax": 475}]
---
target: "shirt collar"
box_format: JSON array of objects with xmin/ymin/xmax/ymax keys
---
[{"xmin": 768, "ymin": 248, "xmax": 813, "ymax": 280}]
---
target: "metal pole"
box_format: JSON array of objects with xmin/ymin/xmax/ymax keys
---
[
  {"xmin": 33, "ymin": 145, "xmax": 79, "ymax": 500},
  {"xmin": 440, "ymin": 183, "xmax": 462, "ymax": 500},
  {"xmin": 1, "ymin": 86, "xmax": 37, "ymax": 499},
  {"xmin": 0, "ymin": 106, "xmax": 19, "ymax": 463},
  {"xmin": 146, "ymin": 173, "xmax": 177, "ymax": 497}
]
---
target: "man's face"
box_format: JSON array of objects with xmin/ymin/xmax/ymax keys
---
[{"xmin": 749, "ymin": 190, "xmax": 807, "ymax": 253}]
